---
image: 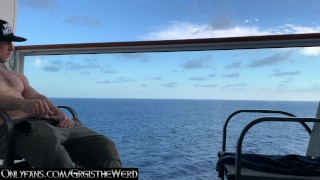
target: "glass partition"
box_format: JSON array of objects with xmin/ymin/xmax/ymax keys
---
[
  {"xmin": 24, "ymin": 47, "xmax": 320, "ymax": 101},
  {"xmin": 23, "ymin": 46, "xmax": 318, "ymax": 179}
]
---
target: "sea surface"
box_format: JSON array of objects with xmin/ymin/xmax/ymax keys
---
[{"xmin": 50, "ymin": 98, "xmax": 319, "ymax": 180}]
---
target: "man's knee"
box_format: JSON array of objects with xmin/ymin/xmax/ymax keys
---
[{"xmin": 93, "ymin": 136, "xmax": 122, "ymax": 168}]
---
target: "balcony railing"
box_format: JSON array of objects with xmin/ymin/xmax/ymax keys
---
[{"xmin": 13, "ymin": 33, "xmax": 320, "ymax": 73}]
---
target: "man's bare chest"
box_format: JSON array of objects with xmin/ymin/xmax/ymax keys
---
[{"xmin": 0, "ymin": 71, "xmax": 24, "ymax": 92}]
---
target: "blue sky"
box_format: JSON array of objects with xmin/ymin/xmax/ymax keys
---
[{"xmin": 15, "ymin": 0, "xmax": 320, "ymax": 101}]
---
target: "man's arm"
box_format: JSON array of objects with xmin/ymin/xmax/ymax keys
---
[
  {"xmin": 0, "ymin": 95, "xmax": 50, "ymax": 115},
  {"xmin": 0, "ymin": 95, "xmax": 28, "ymax": 111},
  {"xmin": 18, "ymin": 73, "xmax": 75, "ymax": 128}
]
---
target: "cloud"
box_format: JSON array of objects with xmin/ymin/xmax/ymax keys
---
[
  {"xmin": 279, "ymin": 24, "xmax": 320, "ymax": 34},
  {"xmin": 245, "ymin": 18, "xmax": 259, "ymax": 23},
  {"xmin": 143, "ymin": 19, "xmax": 320, "ymax": 46},
  {"xmin": 180, "ymin": 55, "xmax": 213, "ymax": 69},
  {"xmin": 64, "ymin": 16, "xmax": 101, "ymax": 26},
  {"xmin": 281, "ymin": 78, "xmax": 293, "ymax": 84},
  {"xmin": 51, "ymin": 60, "xmax": 63, "ymax": 65},
  {"xmin": 112, "ymin": 77, "xmax": 136, "ymax": 83},
  {"xmin": 101, "ymin": 69, "xmax": 116, "ymax": 74},
  {"xmin": 96, "ymin": 77, "xmax": 136, "ymax": 84},
  {"xmin": 80, "ymin": 71, "xmax": 91, "ymax": 75},
  {"xmin": 224, "ymin": 83, "xmax": 246, "ymax": 88},
  {"xmin": 37, "ymin": 58, "xmax": 101, "ymax": 72},
  {"xmin": 300, "ymin": 47, "xmax": 320, "ymax": 57},
  {"xmin": 146, "ymin": 77, "xmax": 162, "ymax": 80},
  {"xmin": 270, "ymin": 71, "xmax": 301, "ymax": 77},
  {"xmin": 97, "ymin": 80, "xmax": 111, "ymax": 84},
  {"xmin": 225, "ymin": 62, "xmax": 242, "ymax": 69},
  {"xmin": 208, "ymin": 73, "xmax": 217, "ymax": 78},
  {"xmin": 143, "ymin": 21, "xmax": 270, "ymax": 40},
  {"xmin": 195, "ymin": 84, "xmax": 218, "ymax": 88},
  {"xmin": 34, "ymin": 58, "xmax": 45, "ymax": 67},
  {"xmin": 116, "ymin": 53, "xmax": 150, "ymax": 62},
  {"xmin": 248, "ymin": 51, "xmax": 292, "ymax": 68},
  {"xmin": 65, "ymin": 61, "xmax": 100, "ymax": 70},
  {"xmin": 42, "ymin": 66, "xmax": 60, "ymax": 72},
  {"xmin": 223, "ymin": 73, "xmax": 240, "ymax": 78},
  {"xmin": 20, "ymin": 0, "xmax": 59, "ymax": 9},
  {"xmin": 33, "ymin": 58, "xmax": 61, "ymax": 72},
  {"xmin": 162, "ymin": 82, "xmax": 178, "ymax": 88},
  {"xmin": 97, "ymin": 77, "xmax": 136, "ymax": 84},
  {"xmin": 190, "ymin": 77, "xmax": 206, "ymax": 81}
]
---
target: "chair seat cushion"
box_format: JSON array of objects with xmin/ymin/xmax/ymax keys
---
[{"xmin": 216, "ymin": 153, "xmax": 320, "ymax": 178}]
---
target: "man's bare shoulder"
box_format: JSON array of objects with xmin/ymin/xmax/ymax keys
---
[
  {"xmin": 1, "ymin": 68, "xmax": 22, "ymax": 74},
  {"xmin": 0, "ymin": 69, "xmax": 28, "ymax": 82},
  {"xmin": 0, "ymin": 68, "xmax": 20, "ymax": 76}
]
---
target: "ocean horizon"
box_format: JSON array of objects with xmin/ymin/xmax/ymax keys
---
[{"xmin": 50, "ymin": 98, "xmax": 319, "ymax": 179}]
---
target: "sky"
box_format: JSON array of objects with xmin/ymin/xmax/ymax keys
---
[{"xmin": 14, "ymin": 0, "xmax": 320, "ymax": 101}]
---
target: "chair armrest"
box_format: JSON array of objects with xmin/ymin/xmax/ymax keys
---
[
  {"xmin": 57, "ymin": 105, "xmax": 79, "ymax": 120},
  {"xmin": 0, "ymin": 110, "xmax": 15, "ymax": 167},
  {"xmin": 221, "ymin": 109, "xmax": 313, "ymax": 153},
  {"xmin": 0, "ymin": 111, "xmax": 14, "ymax": 135},
  {"xmin": 234, "ymin": 116, "xmax": 320, "ymax": 179}
]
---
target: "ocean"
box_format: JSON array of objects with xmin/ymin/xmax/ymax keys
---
[{"xmin": 50, "ymin": 98, "xmax": 319, "ymax": 180}]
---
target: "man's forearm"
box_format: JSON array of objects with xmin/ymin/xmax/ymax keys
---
[
  {"xmin": 0, "ymin": 96, "xmax": 25, "ymax": 111},
  {"xmin": 6, "ymin": 110, "xmax": 33, "ymax": 120},
  {"xmin": 1, "ymin": 95, "xmax": 52, "ymax": 118}
]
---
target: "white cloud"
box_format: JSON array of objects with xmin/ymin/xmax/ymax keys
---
[
  {"xmin": 279, "ymin": 24, "xmax": 320, "ymax": 34},
  {"xmin": 143, "ymin": 21, "xmax": 270, "ymax": 40},
  {"xmin": 143, "ymin": 21, "xmax": 320, "ymax": 57},
  {"xmin": 34, "ymin": 57, "xmax": 45, "ymax": 67},
  {"xmin": 144, "ymin": 21, "xmax": 320, "ymax": 41},
  {"xmin": 300, "ymin": 47, "xmax": 320, "ymax": 57}
]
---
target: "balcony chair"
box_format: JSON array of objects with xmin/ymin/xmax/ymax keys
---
[
  {"xmin": 216, "ymin": 102, "xmax": 320, "ymax": 180},
  {"xmin": 0, "ymin": 105, "xmax": 79, "ymax": 167}
]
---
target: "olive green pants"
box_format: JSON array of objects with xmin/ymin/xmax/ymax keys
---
[{"xmin": 1, "ymin": 119, "xmax": 121, "ymax": 168}]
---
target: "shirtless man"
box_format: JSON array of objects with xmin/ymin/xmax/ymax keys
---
[
  {"xmin": 0, "ymin": 67, "xmax": 74, "ymax": 127},
  {"xmin": 0, "ymin": 19, "xmax": 121, "ymax": 168}
]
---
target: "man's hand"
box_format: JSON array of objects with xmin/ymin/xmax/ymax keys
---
[
  {"xmin": 50, "ymin": 114, "xmax": 75, "ymax": 128},
  {"xmin": 20, "ymin": 99, "xmax": 75, "ymax": 128},
  {"xmin": 19, "ymin": 99, "xmax": 53, "ymax": 118}
]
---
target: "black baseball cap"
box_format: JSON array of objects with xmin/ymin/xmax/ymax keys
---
[{"xmin": 0, "ymin": 19, "xmax": 26, "ymax": 42}]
